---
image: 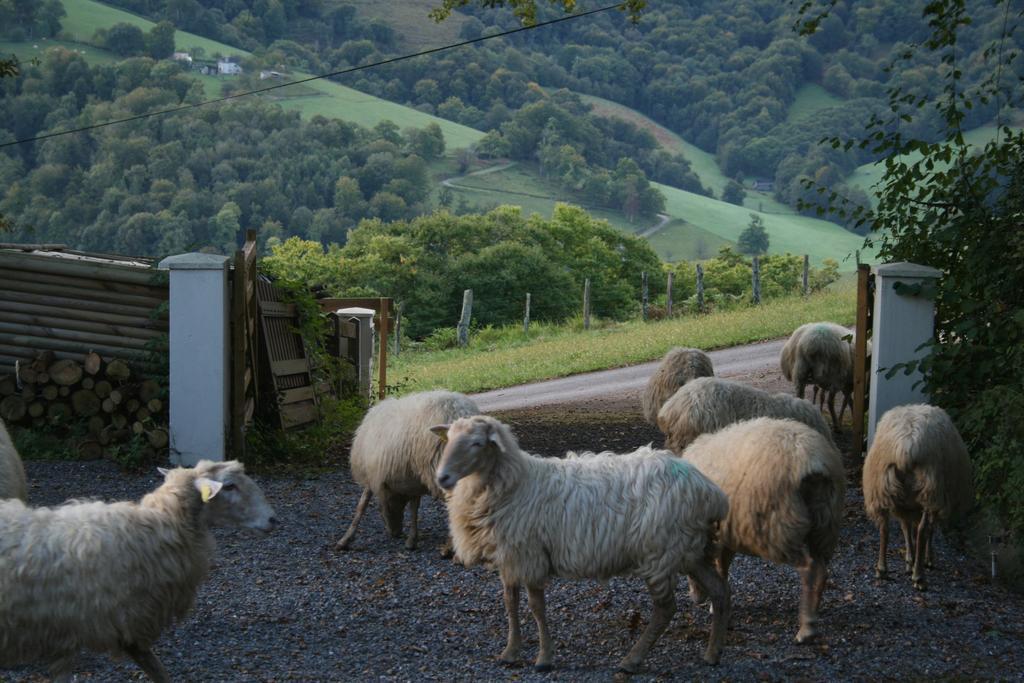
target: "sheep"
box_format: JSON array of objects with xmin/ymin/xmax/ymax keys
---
[
  {"xmin": 781, "ymin": 322, "xmax": 858, "ymax": 428},
  {"xmin": 0, "ymin": 417, "xmax": 27, "ymax": 501},
  {"xmin": 681, "ymin": 417, "xmax": 845, "ymax": 643},
  {"xmin": 336, "ymin": 390, "xmax": 480, "ymax": 551},
  {"xmin": 0, "ymin": 459, "xmax": 276, "ymax": 682},
  {"xmin": 862, "ymin": 404, "xmax": 974, "ymax": 591},
  {"xmin": 657, "ymin": 376, "xmax": 832, "ymax": 453},
  {"xmin": 431, "ymin": 415, "xmax": 731, "ymax": 672},
  {"xmin": 641, "ymin": 347, "xmax": 715, "ymax": 425}
]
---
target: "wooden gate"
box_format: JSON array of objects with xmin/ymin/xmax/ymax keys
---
[
  {"xmin": 230, "ymin": 230, "xmax": 259, "ymax": 457},
  {"xmin": 850, "ymin": 263, "xmax": 874, "ymax": 458},
  {"xmin": 257, "ymin": 277, "xmax": 319, "ymax": 430}
]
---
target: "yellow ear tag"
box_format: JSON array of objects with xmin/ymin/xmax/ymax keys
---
[{"xmin": 200, "ymin": 482, "xmax": 214, "ymax": 503}]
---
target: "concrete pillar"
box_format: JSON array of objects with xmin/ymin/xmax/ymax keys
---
[
  {"xmin": 158, "ymin": 253, "xmax": 231, "ymax": 466},
  {"xmin": 867, "ymin": 261, "xmax": 942, "ymax": 447}
]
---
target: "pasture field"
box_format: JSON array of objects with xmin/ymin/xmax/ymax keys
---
[
  {"xmin": 845, "ymin": 124, "xmax": 1017, "ymax": 202},
  {"xmin": 342, "ymin": 0, "xmax": 470, "ymax": 51},
  {"xmin": 53, "ymin": 0, "xmax": 485, "ymax": 149},
  {"xmin": 392, "ymin": 283, "xmax": 857, "ymax": 395},
  {"xmin": 785, "ymin": 83, "xmax": 845, "ymax": 123},
  {"xmin": 651, "ymin": 181, "xmax": 868, "ymax": 266}
]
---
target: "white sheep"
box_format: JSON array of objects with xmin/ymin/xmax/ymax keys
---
[
  {"xmin": 681, "ymin": 418, "xmax": 845, "ymax": 643},
  {"xmin": 657, "ymin": 376, "xmax": 833, "ymax": 453},
  {"xmin": 0, "ymin": 459, "xmax": 276, "ymax": 682},
  {"xmin": 641, "ymin": 347, "xmax": 714, "ymax": 425},
  {"xmin": 336, "ymin": 390, "xmax": 480, "ymax": 551},
  {"xmin": 862, "ymin": 404, "xmax": 974, "ymax": 591},
  {"xmin": 0, "ymin": 417, "xmax": 27, "ymax": 501},
  {"xmin": 432, "ymin": 415, "xmax": 730, "ymax": 672},
  {"xmin": 781, "ymin": 322, "xmax": 858, "ymax": 428}
]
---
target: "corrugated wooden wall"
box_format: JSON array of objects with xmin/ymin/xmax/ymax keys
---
[{"xmin": 0, "ymin": 249, "xmax": 169, "ymax": 376}]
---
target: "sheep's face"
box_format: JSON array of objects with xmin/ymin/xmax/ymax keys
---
[
  {"xmin": 432, "ymin": 416, "xmax": 503, "ymax": 491},
  {"xmin": 174, "ymin": 460, "xmax": 278, "ymax": 533}
]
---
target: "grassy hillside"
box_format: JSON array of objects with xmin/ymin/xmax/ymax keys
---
[
  {"xmin": 343, "ymin": 0, "xmax": 469, "ymax": 52},
  {"xmin": 441, "ymin": 160, "xmax": 866, "ymax": 265},
  {"xmin": 785, "ymin": 84, "xmax": 845, "ymax": 123},
  {"xmin": 52, "ymin": 0, "xmax": 485, "ymax": 149},
  {"xmin": 650, "ymin": 181, "xmax": 867, "ymax": 266},
  {"xmin": 845, "ymin": 124, "xmax": 1017, "ymax": 201}
]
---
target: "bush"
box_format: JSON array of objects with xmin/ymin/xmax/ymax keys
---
[{"xmin": 423, "ymin": 326, "xmax": 459, "ymax": 351}]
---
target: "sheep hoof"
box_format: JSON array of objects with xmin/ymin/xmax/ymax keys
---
[
  {"xmin": 703, "ymin": 651, "xmax": 722, "ymax": 666},
  {"xmin": 795, "ymin": 627, "xmax": 817, "ymax": 644},
  {"xmin": 875, "ymin": 568, "xmax": 887, "ymax": 580},
  {"xmin": 616, "ymin": 661, "xmax": 640, "ymax": 674},
  {"xmin": 439, "ymin": 543, "xmax": 455, "ymax": 559},
  {"xmin": 404, "ymin": 538, "xmax": 418, "ymax": 551},
  {"xmin": 534, "ymin": 662, "xmax": 553, "ymax": 673},
  {"xmin": 334, "ymin": 540, "xmax": 352, "ymax": 552},
  {"xmin": 913, "ymin": 579, "xmax": 927, "ymax": 592}
]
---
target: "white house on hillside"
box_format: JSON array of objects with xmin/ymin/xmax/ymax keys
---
[
  {"xmin": 172, "ymin": 52, "xmax": 192, "ymax": 64},
  {"xmin": 217, "ymin": 59, "xmax": 243, "ymax": 75}
]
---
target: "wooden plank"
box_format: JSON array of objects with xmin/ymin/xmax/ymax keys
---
[
  {"xmin": 270, "ymin": 358, "xmax": 309, "ymax": 377},
  {"xmin": 280, "ymin": 401, "xmax": 318, "ymax": 429},
  {"xmin": 0, "ymin": 310, "xmax": 163, "ymax": 340},
  {"xmin": 0, "ymin": 321, "xmax": 151, "ymax": 349},
  {"xmin": 850, "ymin": 264, "xmax": 872, "ymax": 459},
  {"xmin": 0, "ymin": 251, "xmax": 164, "ymax": 286},
  {"xmin": 0, "ymin": 332, "xmax": 148, "ymax": 360},
  {"xmin": 279, "ymin": 386, "xmax": 315, "ymax": 405},
  {"xmin": 260, "ymin": 301, "xmax": 295, "ymax": 317},
  {"xmin": 0, "ymin": 300, "xmax": 168, "ymax": 329},
  {"xmin": 0, "ymin": 278, "xmax": 167, "ymax": 308},
  {"xmin": 0, "ymin": 266, "xmax": 168, "ymax": 298},
  {"xmin": 0, "ymin": 289, "xmax": 163, "ymax": 319}
]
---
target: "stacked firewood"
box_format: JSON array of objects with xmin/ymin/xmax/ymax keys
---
[{"xmin": 0, "ymin": 350, "xmax": 168, "ymax": 461}]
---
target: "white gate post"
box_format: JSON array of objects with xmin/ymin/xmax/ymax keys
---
[
  {"xmin": 867, "ymin": 261, "xmax": 942, "ymax": 448},
  {"xmin": 158, "ymin": 253, "xmax": 231, "ymax": 465}
]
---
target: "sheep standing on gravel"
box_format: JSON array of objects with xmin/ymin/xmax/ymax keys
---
[
  {"xmin": 657, "ymin": 376, "xmax": 832, "ymax": 452},
  {"xmin": 641, "ymin": 347, "xmax": 714, "ymax": 424},
  {"xmin": 0, "ymin": 417, "xmax": 27, "ymax": 501},
  {"xmin": 0, "ymin": 460, "xmax": 276, "ymax": 682},
  {"xmin": 863, "ymin": 404, "xmax": 974, "ymax": 591},
  {"xmin": 336, "ymin": 390, "xmax": 479, "ymax": 551},
  {"xmin": 781, "ymin": 322, "xmax": 858, "ymax": 428},
  {"xmin": 432, "ymin": 415, "xmax": 730, "ymax": 672},
  {"xmin": 681, "ymin": 418, "xmax": 845, "ymax": 643}
]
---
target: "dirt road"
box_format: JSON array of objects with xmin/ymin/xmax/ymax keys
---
[{"xmin": 472, "ymin": 337, "xmax": 787, "ymax": 412}]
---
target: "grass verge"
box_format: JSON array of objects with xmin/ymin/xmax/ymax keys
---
[{"xmin": 391, "ymin": 283, "xmax": 856, "ymax": 395}]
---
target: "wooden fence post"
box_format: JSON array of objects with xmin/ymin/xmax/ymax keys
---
[
  {"xmin": 641, "ymin": 271, "xmax": 649, "ymax": 321},
  {"xmin": 752, "ymin": 256, "xmax": 761, "ymax": 305},
  {"xmin": 666, "ymin": 271, "xmax": 674, "ymax": 317},
  {"xmin": 378, "ymin": 297, "xmax": 389, "ymax": 400},
  {"xmin": 583, "ymin": 278, "xmax": 591, "ymax": 330},
  {"xmin": 393, "ymin": 302, "xmax": 402, "ymax": 357},
  {"xmin": 696, "ymin": 264, "xmax": 705, "ymax": 313},
  {"xmin": 802, "ymin": 254, "xmax": 810, "ymax": 296},
  {"xmin": 523, "ymin": 293, "xmax": 531, "ymax": 334},
  {"xmin": 850, "ymin": 264, "xmax": 871, "ymax": 459},
  {"xmin": 457, "ymin": 289, "xmax": 472, "ymax": 347}
]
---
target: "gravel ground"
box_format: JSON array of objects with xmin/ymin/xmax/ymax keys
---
[{"xmin": 7, "ymin": 370, "xmax": 1024, "ymax": 682}]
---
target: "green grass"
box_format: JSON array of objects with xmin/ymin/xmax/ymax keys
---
[
  {"xmin": 444, "ymin": 162, "xmax": 655, "ymax": 236},
  {"xmin": 56, "ymin": 0, "xmax": 485, "ymax": 150},
  {"xmin": 785, "ymin": 84, "xmax": 845, "ymax": 123},
  {"xmin": 845, "ymin": 124, "xmax": 1020, "ymax": 202},
  {"xmin": 650, "ymin": 181, "xmax": 867, "ymax": 266},
  {"xmin": 391, "ymin": 284, "xmax": 856, "ymax": 395},
  {"xmin": 650, "ymin": 219, "xmax": 733, "ymax": 261},
  {"xmin": 343, "ymin": 0, "xmax": 469, "ymax": 52},
  {"xmin": 0, "ymin": 38, "xmax": 118, "ymax": 65}
]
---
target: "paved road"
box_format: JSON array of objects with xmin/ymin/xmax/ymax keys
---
[{"xmin": 472, "ymin": 337, "xmax": 786, "ymax": 411}]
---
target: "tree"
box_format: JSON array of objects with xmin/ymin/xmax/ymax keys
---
[
  {"xmin": 146, "ymin": 21, "xmax": 177, "ymax": 60},
  {"xmin": 105, "ymin": 23, "xmax": 147, "ymax": 57},
  {"xmin": 722, "ymin": 180, "xmax": 746, "ymax": 206},
  {"xmin": 737, "ymin": 213, "xmax": 769, "ymax": 255},
  {"xmin": 800, "ymin": 0, "xmax": 1024, "ymax": 538},
  {"xmin": 429, "ymin": 0, "xmax": 646, "ymax": 25}
]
